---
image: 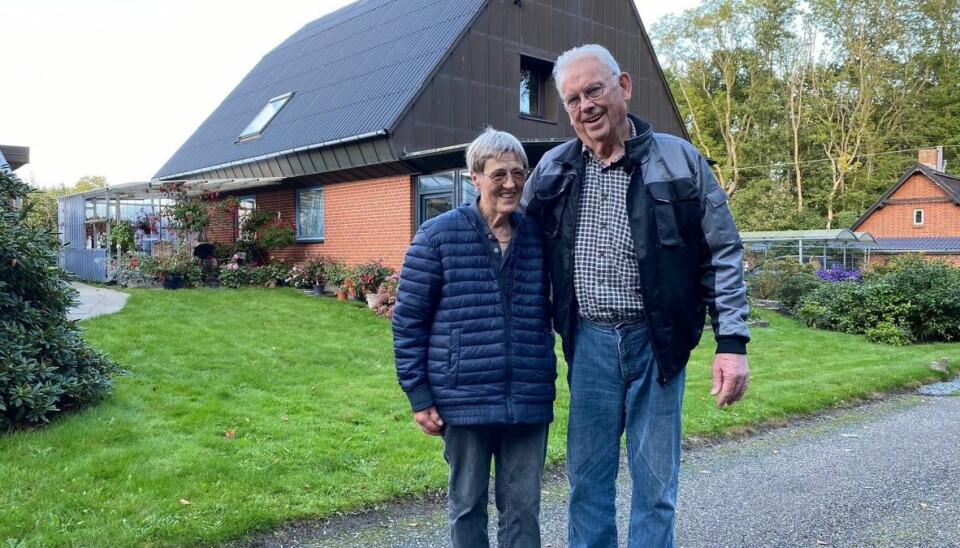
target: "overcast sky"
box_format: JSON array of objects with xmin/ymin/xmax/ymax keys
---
[{"xmin": 2, "ymin": 0, "xmax": 701, "ymax": 188}]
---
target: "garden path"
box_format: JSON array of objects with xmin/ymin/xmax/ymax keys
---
[
  {"xmin": 67, "ymin": 282, "xmax": 129, "ymax": 320},
  {"xmin": 247, "ymin": 391, "xmax": 960, "ymax": 547}
]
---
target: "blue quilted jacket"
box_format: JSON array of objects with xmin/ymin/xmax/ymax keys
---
[{"xmin": 392, "ymin": 204, "xmax": 557, "ymax": 426}]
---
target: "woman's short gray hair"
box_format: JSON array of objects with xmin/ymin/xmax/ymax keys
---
[
  {"xmin": 552, "ymin": 44, "xmax": 621, "ymax": 95},
  {"xmin": 465, "ymin": 127, "xmax": 528, "ymax": 174}
]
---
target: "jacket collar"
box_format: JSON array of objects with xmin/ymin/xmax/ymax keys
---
[{"xmin": 552, "ymin": 113, "xmax": 653, "ymax": 170}]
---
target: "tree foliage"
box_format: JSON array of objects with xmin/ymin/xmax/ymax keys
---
[
  {"xmin": 0, "ymin": 169, "xmax": 123, "ymax": 430},
  {"xmin": 651, "ymin": 0, "xmax": 960, "ymax": 230}
]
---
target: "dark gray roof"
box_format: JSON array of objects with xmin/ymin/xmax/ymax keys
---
[
  {"xmin": 871, "ymin": 237, "xmax": 960, "ymax": 252},
  {"xmin": 154, "ymin": 0, "xmax": 486, "ymax": 179},
  {"xmin": 852, "ymin": 162, "xmax": 960, "ymax": 229}
]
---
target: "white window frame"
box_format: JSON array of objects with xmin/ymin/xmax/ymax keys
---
[
  {"xmin": 239, "ymin": 92, "xmax": 294, "ymax": 141},
  {"xmin": 914, "ymin": 209, "xmax": 924, "ymax": 226}
]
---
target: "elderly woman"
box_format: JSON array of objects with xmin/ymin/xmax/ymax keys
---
[{"xmin": 393, "ymin": 127, "xmax": 557, "ymax": 547}]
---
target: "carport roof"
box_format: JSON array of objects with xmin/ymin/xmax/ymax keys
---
[
  {"xmin": 57, "ymin": 178, "xmax": 282, "ymax": 201},
  {"xmin": 740, "ymin": 229, "xmax": 877, "ymax": 245}
]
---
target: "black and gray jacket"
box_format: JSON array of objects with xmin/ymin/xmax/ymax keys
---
[{"xmin": 520, "ymin": 114, "xmax": 750, "ymax": 384}]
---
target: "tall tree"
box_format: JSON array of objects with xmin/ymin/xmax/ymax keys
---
[
  {"xmin": 807, "ymin": 0, "xmax": 927, "ymax": 228},
  {"xmin": 653, "ymin": 0, "xmax": 798, "ymax": 197},
  {"xmin": 74, "ymin": 175, "xmax": 107, "ymax": 192}
]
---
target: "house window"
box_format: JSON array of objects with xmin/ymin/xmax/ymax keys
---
[
  {"xmin": 236, "ymin": 195, "xmax": 256, "ymax": 239},
  {"xmin": 239, "ymin": 92, "xmax": 293, "ymax": 141},
  {"xmin": 296, "ymin": 187, "xmax": 325, "ymax": 241},
  {"xmin": 520, "ymin": 56, "xmax": 554, "ymax": 119},
  {"xmin": 914, "ymin": 209, "xmax": 924, "ymax": 226},
  {"xmin": 415, "ymin": 170, "xmax": 475, "ymax": 227}
]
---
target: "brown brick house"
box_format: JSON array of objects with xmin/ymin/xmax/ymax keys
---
[
  {"xmin": 851, "ymin": 147, "xmax": 960, "ymax": 265},
  {"xmin": 153, "ymin": 0, "xmax": 686, "ymax": 270}
]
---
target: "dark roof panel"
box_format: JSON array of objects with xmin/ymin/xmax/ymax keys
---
[
  {"xmin": 155, "ymin": 0, "xmax": 486, "ymax": 179},
  {"xmin": 930, "ymin": 170, "xmax": 960, "ymax": 202},
  {"xmin": 872, "ymin": 237, "xmax": 960, "ymax": 252}
]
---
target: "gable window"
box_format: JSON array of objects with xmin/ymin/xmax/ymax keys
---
[
  {"xmin": 520, "ymin": 56, "xmax": 554, "ymax": 119},
  {"xmin": 415, "ymin": 170, "xmax": 474, "ymax": 227},
  {"xmin": 914, "ymin": 209, "xmax": 924, "ymax": 226},
  {"xmin": 297, "ymin": 187, "xmax": 325, "ymax": 241},
  {"xmin": 239, "ymin": 92, "xmax": 293, "ymax": 141}
]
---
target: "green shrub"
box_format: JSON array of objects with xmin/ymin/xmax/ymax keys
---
[
  {"xmin": 745, "ymin": 258, "xmax": 819, "ymax": 305},
  {"xmin": 797, "ymin": 254, "xmax": 960, "ymax": 344},
  {"xmin": 0, "ymin": 169, "xmax": 123, "ymax": 429},
  {"xmin": 218, "ymin": 260, "xmax": 251, "ymax": 288},
  {"xmin": 106, "ymin": 252, "xmax": 154, "ymax": 287},
  {"xmin": 109, "ymin": 222, "xmax": 135, "ymax": 252},
  {"xmin": 864, "ymin": 321, "xmax": 912, "ymax": 346}
]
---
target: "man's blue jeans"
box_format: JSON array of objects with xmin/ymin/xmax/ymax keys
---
[
  {"xmin": 567, "ymin": 317, "xmax": 685, "ymax": 548},
  {"xmin": 443, "ymin": 422, "xmax": 549, "ymax": 547}
]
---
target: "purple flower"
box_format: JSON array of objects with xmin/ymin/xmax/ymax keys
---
[{"xmin": 817, "ymin": 266, "xmax": 861, "ymax": 283}]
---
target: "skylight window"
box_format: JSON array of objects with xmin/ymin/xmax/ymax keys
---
[{"xmin": 239, "ymin": 92, "xmax": 293, "ymax": 140}]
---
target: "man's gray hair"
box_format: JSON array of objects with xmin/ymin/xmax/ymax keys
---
[
  {"xmin": 552, "ymin": 44, "xmax": 622, "ymax": 95},
  {"xmin": 465, "ymin": 126, "xmax": 528, "ymax": 174}
]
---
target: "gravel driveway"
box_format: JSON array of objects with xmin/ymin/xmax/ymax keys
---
[{"xmin": 248, "ymin": 391, "xmax": 960, "ymax": 547}]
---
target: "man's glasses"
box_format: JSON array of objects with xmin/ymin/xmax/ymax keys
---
[
  {"xmin": 479, "ymin": 168, "xmax": 531, "ymax": 185},
  {"xmin": 562, "ymin": 73, "xmax": 618, "ymax": 112}
]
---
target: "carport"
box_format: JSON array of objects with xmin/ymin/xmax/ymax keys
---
[
  {"xmin": 57, "ymin": 178, "xmax": 280, "ymax": 282},
  {"xmin": 740, "ymin": 229, "xmax": 877, "ymax": 270}
]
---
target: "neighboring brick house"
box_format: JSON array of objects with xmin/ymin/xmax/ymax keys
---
[
  {"xmin": 851, "ymin": 147, "xmax": 960, "ymax": 265},
  {"xmin": 153, "ymin": 0, "xmax": 687, "ymax": 271}
]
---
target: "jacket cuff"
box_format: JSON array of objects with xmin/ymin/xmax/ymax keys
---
[
  {"xmin": 406, "ymin": 384, "xmax": 435, "ymax": 412},
  {"xmin": 715, "ymin": 335, "xmax": 748, "ymax": 355}
]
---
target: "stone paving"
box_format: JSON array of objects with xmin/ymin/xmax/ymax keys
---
[{"xmin": 67, "ymin": 282, "xmax": 129, "ymax": 320}]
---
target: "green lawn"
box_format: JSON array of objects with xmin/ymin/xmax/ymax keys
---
[{"xmin": 1, "ymin": 288, "xmax": 957, "ymax": 546}]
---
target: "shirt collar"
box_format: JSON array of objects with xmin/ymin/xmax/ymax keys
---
[{"xmin": 582, "ymin": 117, "xmax": 637, "ymax": 164}]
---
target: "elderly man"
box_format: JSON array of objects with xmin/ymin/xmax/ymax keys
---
[
  {"xmin": 394, "ymin": 127, "xmax": 557, "ymax": 547},
  {"xmin": 520, "ymin": 44, "xmax": 751, "ymax": 547}
]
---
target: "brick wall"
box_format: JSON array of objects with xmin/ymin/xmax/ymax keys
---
[
  {"xmin": 856, "ymin": 174, "xmax": 960, "ymax": 238},
  {"xmin": 204, "ymin": 175, "xmax": 414, "ymax": 271},
  {"xmin": 917, "ymin": 147, "xmax": 943, "ymax": 170}
]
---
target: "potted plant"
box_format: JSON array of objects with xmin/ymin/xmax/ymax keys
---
[
  {"xmin": 321, "ymin": 259, "xmax": 349, "ymax": 300},
  {"xmin": 109, "ymin": 222, "xmax": 135, "ymax": 254},
  {"xmin": 354, "ymin": 259, "xmax": 396, "ymax": 308},
  {"xmin": 147, "ymin": 251, "xmax": 193, "ymax": 289},
  {"xmin": 286, "ymin": 262, "xmax": 312, "ymax": 289},
  {"xmin": 200, "ymin": 258, "xmax": 220, "ymax": 288},
  {"xmin": 304, "ymin": 255, "xmax": 330, "ymax": 295}
]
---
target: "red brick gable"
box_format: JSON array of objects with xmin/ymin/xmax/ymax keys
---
[{"xmin": 852, "ymin": 163, "xmax": 960, "ymax": 237}]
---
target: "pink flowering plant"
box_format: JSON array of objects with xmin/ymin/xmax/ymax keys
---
[
  {"xmin": 106, "ymin": 252, "xmax": 154, "ymax": 287},
  {"xmin": 218, "ymin": 254, "xmax": 252, "ymax": 288},
  {"xmin": 353, "ymin": 259, "xmax": 395, "ymax": 296},
  {"xmin": 372, "ymin": 274, "xmax": 399, "ymax": 319},
  {"xmin": 286, "ymin": 263, "xmax": 313, "ymax": 289}
]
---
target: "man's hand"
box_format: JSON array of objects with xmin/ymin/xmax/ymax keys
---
[
  {"xmin": 413, "ymin": 405, "xmax": 445, "ymax": 436},
  {"xmin": 711, "ymin": 353, "xmax": 750, "ymax": 408}
]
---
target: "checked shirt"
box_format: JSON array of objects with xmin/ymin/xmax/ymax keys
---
[{"xmin": 573, "ymin": 120, "xmax": 645, "ymax": 323}]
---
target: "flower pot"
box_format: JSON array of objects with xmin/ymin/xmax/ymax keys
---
[
  {"xmin": 365, "ymin": 293, "xmax": 378, "ymax": 309},
  {"xmin": 266, "ymin": 280, "xmax": 278, "ymax": 289},
  {"xmin": 336, "ymin": 291, "xmax": 347, "ymax": 300},
  {"xmin": 162, "ymin": 274, "xmax": 185, "ymax": 290},
  {"xmin": 313, "ymin": 283, "xmax": 324, "ymax": 295},
  {"xmin": 207, "ymin": 280, "xmax": 220, "ymax": 289}
]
